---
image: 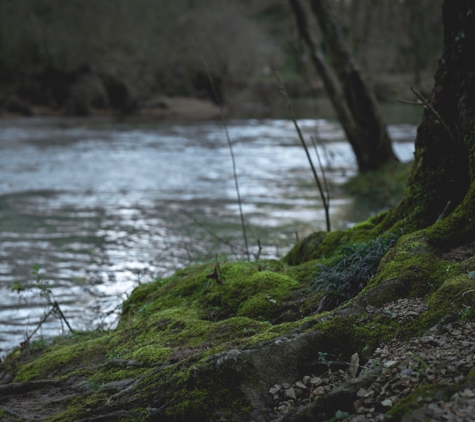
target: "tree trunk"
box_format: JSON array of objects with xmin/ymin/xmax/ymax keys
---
[
  {"xmin": 379, "ymin": 0, "xmax": 475, "ymax": 238},
  {"xmin": 291, "ymin": 0, "xmax": 399, "ymax": 171},
  {"xmin": 288, "ymin": 0, "xmax": 363, "ymax": 164}
]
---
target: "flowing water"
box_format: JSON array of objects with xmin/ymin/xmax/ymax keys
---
[{"xmin": 0, "ymin": 114, "xmax": 416, "ymax": 357}]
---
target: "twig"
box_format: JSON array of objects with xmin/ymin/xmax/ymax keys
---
[
  {"xmin": 436, "ymin": 200, "xmax": 451, "ymax": 222},
  {"xmin": 23, "ymin": 307, "xmax": 55, "ymax": 348},
  {"xmin": 311, "ymin": 136, "xmax": 330, "ymax": 206},
  {"xmin": 397, "ymin": 99, "xmax": 425, "ymax": 106},
  {"xmin": 149, "ymin": 398, "xmax": 175, "ymax": 415},
  {"xmin": 200, "ymin": 57, "xmax": 250, "ymax": 260},
  {"xmin": 462, "ymin": 290, "xmax": 475, "ymax": 298},
  {"xmin": 52, "ymin": 301, "xmax": 75, "ymax": 334},
  {"xmin": 410, "ymin": 86, "xmax": 457, "ymax": 143},
  {"xmin": 276, "ymin": 72, "xmax": 331, "ymax": 232},
  {"xmin": 255, "ymin": 239, "xmax": 263, "ymax": 261}
]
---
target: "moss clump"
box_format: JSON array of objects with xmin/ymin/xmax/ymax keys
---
[
  {"xmin": 125, "ymin": 345, "xmax": 172, "ymax": 366},
  {"xmin": 426, "ymin": 274, "xmax": 475, "ymax": 317},
  {"xmin": 283, "ymin": 211, "xmax": 391, "ymax": 265},
  {"xmin": 14, "ymin": 335, "xmax": 109, "ymax": 382},
  {"xmin": 368, "ymin": 232, "xmax": 448, "ymax": 297},
  {"xmin": 387, "ymin": 384, "xmax": 457, "ymax": 421}
]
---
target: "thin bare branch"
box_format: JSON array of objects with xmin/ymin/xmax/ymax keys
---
[
  {"xmin": 276, "ymin": 72, "xmax": 331, "ymax": 232},
  {"xmin": 410, "ymin": 86, "xmax": 457, "ymax": 143},
  {"xmin": 53, "ymin": 301, "xmax": 74, "ymax": 335},
  {"xmin": 397, "ymin": 99, "xmax": 425, "ymax": 106},
  {"xmin": 311, "ymin": 135, "xmax": 331, "ymax": 206},
  {"xmin": 200, "ymin": 57, "xmax": 250, "ymax": 260}
]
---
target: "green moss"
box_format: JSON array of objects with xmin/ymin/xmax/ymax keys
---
[
  {"xmin": 352, "ymin": 316, "xmax": 400, "ymax": 358},
  {"xmin": 89, "ymin": 367, "xmax": 148, "ymax": 383},
  {"xmin": 284, "ymin": 210, "xmax": 399, "ymax": 267},
  {"xmin": 369, "ymin": 233, "xmax": 448, "ymax": 298},
  {"xmin": 0, "ymin": 408, "xmax": 24, "ymax": 421},
  {"xmin": 14, "ymin": 335, "xmax": 109, "ymax": 382},
  {"xmin": 387, "ymin": 384, "xmax": 457, "ymax": 421},
  {"xmin": 426, "ymin": 274, "xmax": 475, "ymax": 316},
  {"xmin": 46, "ymin": 393, "xmax": 110, "ymax": 422},
  {"xmin": 6, "ymin": 197, "xmax": 475, "ymax": 421},
  {"xmin": 426, "ymin": 183, "xmax": 475, "ymax": 248},
  {"xmin": 126, "ymin": 345, "xmax": 172, "ymax": 366}
]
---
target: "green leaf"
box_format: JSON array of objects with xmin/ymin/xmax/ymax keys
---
[
  {"xmin": 468, "ymin": 271, "xmax": 475, "ymax": 279},
  {"xmin": 10, "ymin": 280, "xmax": 27, "ymax": 292}
]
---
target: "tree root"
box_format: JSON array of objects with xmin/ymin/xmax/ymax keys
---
[
  {"xmin": 0, "ymin": 405, "xmax": 32, "ymax": 421},
  {"xmin": 281, "ymin": 365, "xmax": 384, "ymax": 421},
  {"xmin": 0, "ymin": 380, "xmax": 59, "ymax": 396}
]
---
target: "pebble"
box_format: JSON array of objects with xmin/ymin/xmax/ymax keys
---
[
  {"xmin": 267, "ymin": 298, "xmax": 475, "ymax": 421},
  {"xmin": 310, "ymin": 377, "xmax": 323, "ymax": 386}
]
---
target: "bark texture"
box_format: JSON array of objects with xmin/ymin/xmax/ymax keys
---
[
  {"xmin": 290, "ymin": 0, "xmax": 398, "ymax": 171},
  {"xmin": 379, "ymin": 0, "xmax": 475, "ymax": 238}
]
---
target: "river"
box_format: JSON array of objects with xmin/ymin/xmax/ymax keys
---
[{"xmin": 0, "ymin": 114, "xmax": 416, "ymax": 357}]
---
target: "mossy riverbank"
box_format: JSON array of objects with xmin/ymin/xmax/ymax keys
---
[{"xmin": 1, "ymin": 204, "xmax": 474, "ymax": 421}]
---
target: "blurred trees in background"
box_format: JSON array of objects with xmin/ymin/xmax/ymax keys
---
[{"xmin": 0, "ymin": 0, "xmax": 443, "ymax": 111}]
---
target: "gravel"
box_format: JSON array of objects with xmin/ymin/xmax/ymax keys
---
[{"xmin": 267, "ymin": 298, "xmax": 475, "ymax": 421}]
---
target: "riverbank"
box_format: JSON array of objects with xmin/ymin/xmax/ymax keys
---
[
  {"xmin": 2, "ymin": 116, "xmax": 416, "ymax": 357},
  {"xmin": 1, "ymin": 96, "xmax": 224, "ymax": 121},
  {"xmin": 0, "ymin": 214, "xmax": 474, "ymax": 421}
]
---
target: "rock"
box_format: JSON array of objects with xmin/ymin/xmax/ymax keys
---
[
  {"xmin": 294, "ymin": 381, "xmax": 307, "ymax": 389},
  {"xmin": 349, "ymin": 353, "xmax": 360, "ymax": 378},
  {"xmin": 269, "ymin": 385, "xmax": 281, "ymax": 395},
  {"xmin": 313, "ymin": 386, "xmax": 326, "ymax": 396},
  {"xmin": 302, "ymin": 376, "xmax": 311, "ymax": 386},
  {"xmin": 310, "ymin": 377, "xmax": 323, "ymax": 386},
  {"xmin": 284, "ymin": 387, "xmax": 296, "ymax": 400},
  {"xmin": 357, "ymin": 388, "xmax": 368, "ymax": 397},
  {"xmin": 353, "ymin": 397, "xmax": 365, "ymax": 411},
  {"xmin": 215, "ymin": 349, "xmax": 241, "ymax": 367},
  {"xmin": 281, "ymin": 400, "xmax": 294, "ymax": 408},
  {"xmin": 381, "ymin": 398, "xmax": 393, "ymax": 407}
]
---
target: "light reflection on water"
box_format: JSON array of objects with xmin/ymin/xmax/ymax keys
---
[{"xmin": 0, "ymin": 116, "xmax": 415, "ymax": 356}]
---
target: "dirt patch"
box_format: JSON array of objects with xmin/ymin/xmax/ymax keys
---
[{"xmin": 440, "ymin": 242, "xmax": 475, "ymax": 262}]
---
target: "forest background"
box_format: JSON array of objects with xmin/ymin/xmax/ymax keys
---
[{"xmin": 0, "ymin": 0, "xmax": 443, "ymax": 115}]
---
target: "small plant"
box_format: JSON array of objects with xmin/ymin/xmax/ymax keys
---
[
  {"xmin": 276, "ymin": 72, "xmax": 331, "ymax": 232},
  {"xmin": 311, "ymin": 233, "xmax": 399, "ymax": 312},
  {"xmin": 317, "ymin": 351, "xmax": 332, "ymax": 373},
  {"xmin": 10, "ymin": 265, "xmax": 74, "ymax": 350},
  {"xmin": 460, "ymin": 305, "xmax": 472, "ymax": 322},
  {"xmin": 445, "ymin": 263, "xmax": 460, "ymax": 273}
]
